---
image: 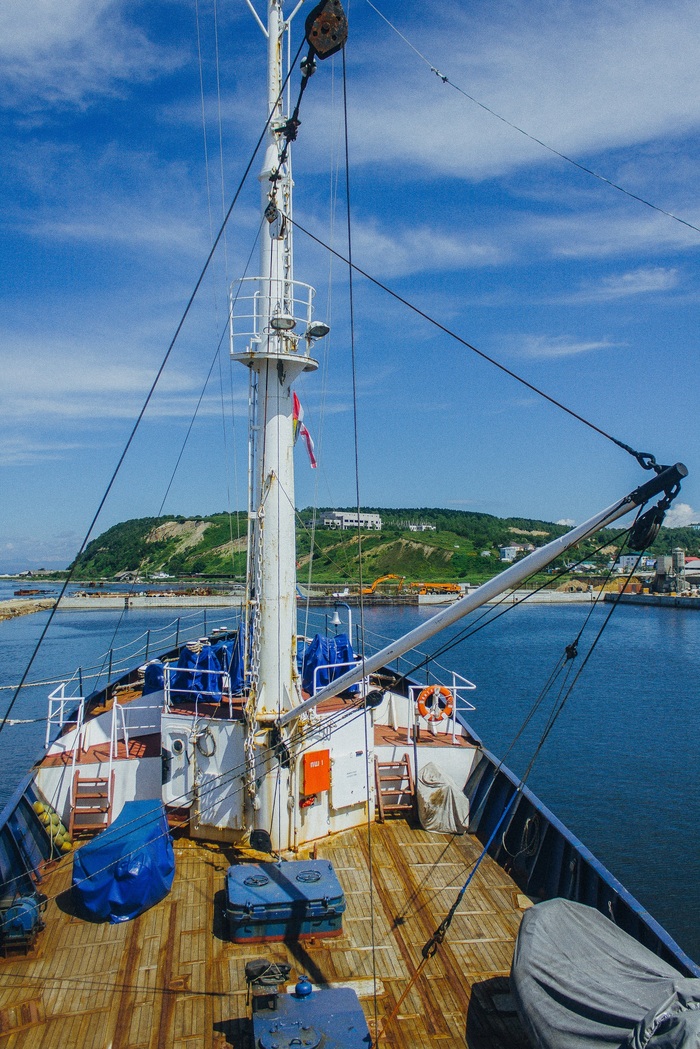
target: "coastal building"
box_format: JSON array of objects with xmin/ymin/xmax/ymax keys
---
[
  {"xmin": 615, "ymin": 554, "xmax": 656, "ymax": 573},
  {"xmin": 321, "ymin": 511, "xmax": 382, "ymax": 531},
  {"xmin": 499, "ymin": 542, "xmax": 535, "ymax": 562},
  {"xmin": 408, "ymin": 523, "xmax": 436, "ymax": 532}
]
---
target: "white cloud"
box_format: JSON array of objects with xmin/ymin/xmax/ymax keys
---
[
  {"xmin": 571, "ymin": 266, "xmax": 680, "ymax": 302},
  {"xmin": 556, "ymin": 518, "xmax": 576, "ymax": 526},
  {"xmin": 528, "ymin": 209, "xmax": 700, "ymax": 260},
  {"xmin": 0, "ymin": 437, "xmax": 83, "ymax": 467},
  {"xmin": 0, "ymin": 332, "xmax": 244, "ymax": 423},
  {"xmin": 337, "ymin": 218, "xmax": 504, "ymax": 278},
  {"xmin": 0, "ymin": 0, "xmax": 183, "ymax": 111},
  {"xmin": 336, "ymin": 0, "xmax": 700, "ymax": 181},
  {"xmin": 512, "ymin": 335, "xmax": 618, "ymax": 360},
  {"xmin": 3, "ymin": 141, "xmax": 211, "ymax": 258},
  {"xmin": 35, "ymin": 208, "xmax": 208, "ymax": 255},
  {"xmin": 663, "ymin": 502, "xmax": 699, "ymax": 528}
]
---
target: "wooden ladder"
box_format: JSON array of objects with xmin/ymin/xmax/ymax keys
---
[
  {"xmin": 69, "ymin": 771, "xmax": 114, "ymax": 838},
  {"xmin": 374, "ymin": 754, "xmax": 415, "ymax": 822}
]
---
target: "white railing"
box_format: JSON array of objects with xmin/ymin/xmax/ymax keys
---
[
  {"xmin": 45, "ymin": 684, "xmax": 84, "ymax": 750},
  {"xmin": 163, "ymin": 665, "xmax": 233, "ymax": 718},
  {"xmin": 110, "ymin": 701, "xmax": 129, "ymax": 761},
  {"xmin": 407, "ymin": 670, "xmax": 476, "ymax": 745},
  {"xmin": 229, "ymin": 277, "xmax": 318, "ymax": 357},
  {"xmin": 311, "ymin": 659, "xmax": 366, "ymax": 697}
]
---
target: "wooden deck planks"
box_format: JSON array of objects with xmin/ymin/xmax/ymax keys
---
[{"xmin": 0, "ymin": 821, "xmax": 526, "ymax": 1049}]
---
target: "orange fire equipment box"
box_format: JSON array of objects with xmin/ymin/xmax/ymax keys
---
[{"xmin": 303, "ymin": 750, "xmax": 331, "ymax": 794}]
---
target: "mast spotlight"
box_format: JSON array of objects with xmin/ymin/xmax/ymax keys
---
[
  {"xmin": 270, "ymin": 313, "xmax": 296, "ymax": 331},
  {"xmin": 306, "ymin": 321, "xmax": 330, "ymax": 340}
]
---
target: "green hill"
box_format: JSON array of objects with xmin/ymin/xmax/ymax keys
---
[{"xmin": 69, "ymin": 507, "xmax": 700, "ymax": 583}]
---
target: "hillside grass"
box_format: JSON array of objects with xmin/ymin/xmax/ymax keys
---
[{"xmin": 69, "ymin": 507, "xmax": 700, "ymax": 582}]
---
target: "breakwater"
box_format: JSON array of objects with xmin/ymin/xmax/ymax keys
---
[
  {"xmin": 301, "ymin": 589, "xmax": 597, "ymax": 607},
  {"xmin": 0, "ymin": 598, "xmax": 55, "ymax": 622},
  {"xmin": 58, "ymin": 594, "xmax": 243, "ymax": 610},
  {"xmin": 605, "ymin": 592, "xmax": 700, "ymax": 610}
]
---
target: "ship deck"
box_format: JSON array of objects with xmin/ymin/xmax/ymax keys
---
[{"xmin": 0, "ymin": 821, "xmax": 532, "ymax": 1049}]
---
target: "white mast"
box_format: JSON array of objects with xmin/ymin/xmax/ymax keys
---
[{"xmin": 231, "ymin": 0, "xmax": 320, "ymax": 842}]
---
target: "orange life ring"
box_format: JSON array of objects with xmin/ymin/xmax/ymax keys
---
[{"xmin": 416, "ymin": 685, "xmax": 453, "ymax": 722}]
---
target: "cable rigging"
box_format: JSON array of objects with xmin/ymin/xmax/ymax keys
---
[
  {"xmin": 290, "ymin": 214, "xmax": 671, "ymax": 477},
  {"xmin": 364, "ymin": 0, "xmax": 700, "ymax": 239},
  {"xmin": 0, "ymin": 39, "xmax": 308, "ymax": 740},
  {"xmin": 374, "ymin": 536, "xmax": 653, "ymax": 1043}
]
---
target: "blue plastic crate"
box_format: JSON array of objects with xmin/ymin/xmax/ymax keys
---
[{"xmin": 225, "ymin": 860, "xmax": 346, "ymax": 943}]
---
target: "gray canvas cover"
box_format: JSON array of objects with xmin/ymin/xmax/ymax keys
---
[
  {"xmin": 416, "ymin": 762, "xmax": 469, "ymax": 834},
  {"xmin": 511, "ymin": 899, "xmax": 700, "ymax": 1049}
]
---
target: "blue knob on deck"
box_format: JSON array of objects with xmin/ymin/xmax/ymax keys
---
[{"xmin": 294, "ymin": 976, "xmax": 313, "ymax": 998}]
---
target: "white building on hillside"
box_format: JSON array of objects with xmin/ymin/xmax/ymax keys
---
[{"xmin": 322, "ymin": 511, "xmax": 382, "ymax": 531}]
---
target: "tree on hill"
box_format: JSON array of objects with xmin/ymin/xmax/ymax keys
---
[{"xmin": 70, "ymin": 517, "xmax": 176, "ymax": 576}]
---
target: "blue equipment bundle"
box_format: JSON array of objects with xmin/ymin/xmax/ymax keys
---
[
  {"xmin": 72, "ymin": 800, "xmax": 175, "ymax": 924},
  {"xmin": 225, "ymin": 859, "xmax": 346, "ymax": 943},
  {"xmin": 300, "ymin": 633, "xmax": 358, "ymax": 695}
]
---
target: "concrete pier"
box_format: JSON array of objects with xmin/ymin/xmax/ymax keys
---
[
  {"xmin": 605, "ymin": 592, "xmax": 700, "ymax": 610},
  {"xmin": 56, "ymin": 594, "xmax": 244, "ymax": 611}
]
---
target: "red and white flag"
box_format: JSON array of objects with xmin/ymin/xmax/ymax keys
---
[{"xmin": 292, "ymin": 392, "xmax": 317, "ymax": 468}]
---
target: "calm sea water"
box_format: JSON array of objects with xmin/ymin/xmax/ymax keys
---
[{"xmin": 1, "ymin": 586, "xmax": 698, "ymax": 961}]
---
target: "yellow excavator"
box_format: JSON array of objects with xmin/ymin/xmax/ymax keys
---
[{"xmin": 360, "ymin": 574, "xmax": 405, "ymax": 595}]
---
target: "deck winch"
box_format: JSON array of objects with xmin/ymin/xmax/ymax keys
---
[
  {"xmin": 247, "ymin": 965, "xmax": 371, "ymax": 1049},
  {"xmin": 0, "ymin": 892, "xmax": 47, "ymax": 954}
]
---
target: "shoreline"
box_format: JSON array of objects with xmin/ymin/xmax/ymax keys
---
[
  {"xmin": 0, "ymin": 588, "xmax": 602, "ymax": 621},
  {"xmin": 13, "ymin": 588, "xmax": 700, "ymax": 621}
]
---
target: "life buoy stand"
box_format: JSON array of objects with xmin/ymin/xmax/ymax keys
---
[{"xmin": 416, "ymin": 685, "xmax": 453, "ymax": 722}]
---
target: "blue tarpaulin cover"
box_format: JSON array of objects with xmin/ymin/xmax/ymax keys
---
[
  {"xmin": 142, "ymin": 660, "xmax": 165, "ymax": 695},
  {"xmin": 72, "ymin": 801, "xmax": 175, "ymax": 924},
  {"xmin": 301, "ymin": 633, "xmax": 358, "ymax": 695},
  {"xmin": 212, "ymin": 632, "xmax": 245, "ymax": 695},
  {"xmin": 171, "ymin": 643, "xmax": 222, "ymax": 703}
]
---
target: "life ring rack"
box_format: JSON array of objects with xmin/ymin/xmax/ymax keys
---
[{"xmin": 416, "ymin": 684, "xmax": 453, "ymax": 723}]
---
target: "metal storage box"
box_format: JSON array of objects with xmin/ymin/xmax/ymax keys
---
[{"xmin": 225, "ymin": 860, "xmax": 346, "ymax": 943}]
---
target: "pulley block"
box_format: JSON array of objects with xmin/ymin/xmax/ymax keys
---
[
  {"xmin": 305, "ymin": 0, "xmax": 348, "ymax": 59},
  {"xmin": 629, "ymin": 503, "xmax": 666, "ymax": 551}
]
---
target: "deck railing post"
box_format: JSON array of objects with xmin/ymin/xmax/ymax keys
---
[
  {"xmin": 176, "ymin": 617, "xmax": 181, "ymax": 649},
  {"xmin": 145, "ymin": 629, "xmax": 151, "ymax": 661},
  {"xmin": 78, "ymin": 667, "xmax": 83, "ymax": 696},
  {"xmin": 108, "ymin": 649, "xmax": 113, "ymax": 684}
]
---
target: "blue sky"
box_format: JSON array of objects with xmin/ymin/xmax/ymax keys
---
[{"xmin": 2, "ymin": 0, "xmax": 700, "ymax": 571}]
